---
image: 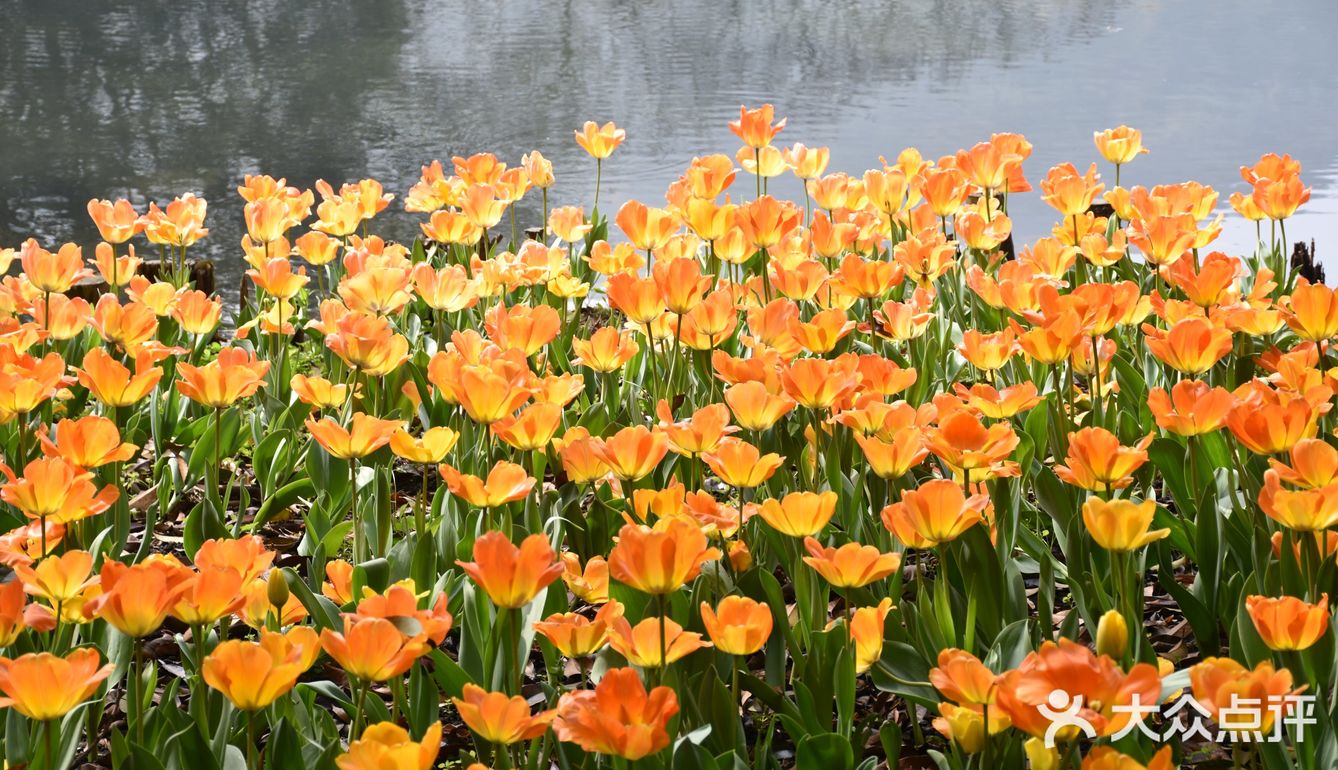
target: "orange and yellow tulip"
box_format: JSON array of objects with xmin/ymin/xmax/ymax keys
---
[{"xmin": 456, "ymin": 531, "xmax": 564, "ymax": 609}]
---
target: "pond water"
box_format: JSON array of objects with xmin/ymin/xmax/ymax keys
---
[{"xmin": 2, "ymin": 0, "xmax": 1337, "ymax": 300}]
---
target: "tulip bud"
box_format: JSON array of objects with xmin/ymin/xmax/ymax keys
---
[
  {"xmin": 943, "ymin": 706, "xmax": 985, "ymax": 754},
  {"xmin": 1096, "ymin": 609, "xmax": 1128, "ymax": 660},
  {"xmin": 267, "ymin": 569, "xmax": 291, "ymax": 611},
  {"xmin": 728, "ymin": 540, "xmax": 752, "ymax": 573},
  {"xmin": 1024, "ymin": 737, "xmax": 1060, "ymax": 770}
]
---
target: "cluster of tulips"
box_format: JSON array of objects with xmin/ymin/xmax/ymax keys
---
[{"xmin": 0, "ymin": 104, "xmax": 1332, "ymax": 770}]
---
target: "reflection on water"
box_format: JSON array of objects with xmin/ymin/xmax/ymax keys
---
[{"xmin": 2, "ymin": 0, "xmax": 1337, "ymax": 297}]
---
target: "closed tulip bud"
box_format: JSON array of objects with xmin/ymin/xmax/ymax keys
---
[
  {"xmin": 1095, "ymin": 610, "xmax": 1128, "ymax": 660},
  {"xmin": 727, "ymin": 540, "xmax": 752, "ymax": 573},
  {"xmin": 267, "ymin": 569, "xmax": 291, "ymax": 611}
]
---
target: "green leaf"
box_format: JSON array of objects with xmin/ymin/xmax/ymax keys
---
[{"xmin": 795, "ymin": 732, "xmax": 854, "ymax": 770}]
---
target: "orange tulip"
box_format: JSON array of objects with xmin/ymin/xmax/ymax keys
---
[
  {"xmin": 574, "ymin": 121, "xmax": 626, "ymax": 159},
  {"xmin": 194, "ymin": 534, "xmax": 275, "ymax": 583},
  {"xmin": 735, "ymin": 195, "xmax": 802, "ymax": 250},
  {"xmin": 456, "ymin": 531, "xmax": 564, "ymax": 609},
  {"xmin": 605, "ymin": 272, "xmax": 665, "ymax": 326},
  {"xmin": 87, "ymin": 198, "xmax": 143, "ymax": 244},
  {"xmin": 20, "ymin": 239, "xmax": 92, "ymax": 294},
  {"xmin": 958, "ymin": 329, "xmax": 1018, "ymax": 372},
  {"xmin": 320, "ymin": 616, "xmax": 427, "ymax": 682},
  {"xmin": 754, "ymin": 491, "xmax": 837, "ymax": 538},
  {"xmin": 389, "ymin": 427, "xmax": 459, "ymax": 465},
  {"xmin": 0, "ymin": 580, "xmax": 31, "ymax": 646},
  {"xmin": 608, "ymin": 518, "xmax": 720, "ymax": 595},
  {"xmin": 700, "ymin": 596, "xmax": 772, "ymax": 656},
  {"xmin": 652, "ymin": 257, "xmax": 712, "ymax": 315},
  {"xmin": 554, "ymin": 666, "xmax": 679, "ymax": 760},
  {"xmin": 324, "ymin": 312, "xmax": 411, "ymax": 377},
  {"xmin": 337, "ymin": 721, "xmax": 442, "ymax": 770},
  {"xmin": 176, "ymin": 346, "xmax": 270, "ymax": 408},
  {"xmin": 728, "ymin": 104, "xmax": 786, "ymax": 149},
  {"xmin": 172, "ymin": 567, "xmax": 248, "ymax": 626},
  {"xmin": 801, "ymin": 537, "xmax": 901, "ymax": 588},
  {"xmin": 1270, "ymin": 439, "xmax": 1338, "ymax": 489},
  {"xmin": 203, "ymin": 627, "xmax": 320, "ymax": 710},
  {"xmin": 0, "ymin": 457, "xmax": 119, "ymax": 526},
  {"xmin": 39, "ymin": 416, "xmax": 137, "ymax": 469},
  {"xmin": 615, "ymin": 200, "xmax": 679, "ymax": 253},
  {"xmin": 13, "ymin": 549, "xmax": 96, "ymax": 607},
  {"xmin": 1081, "ymin": 498, "xmax": 1169, "ymax": 552},
  {"xmin": 1142, "ymin": 317, "xmax": 1233, "ymax": 375},
  {"xmin": 1189, "ymin": 657, "xmax": 1301, "ymax": 734},
  {"xmin": 1055, "ymin": 428, "xmax": 1153, "ymax": 492},
  {"xmin": 492, "ymin": 402, "xmax": 563, "ymax": 452},
  {"xmin": 609, "ymin": 615, "xmax": 710, "ymax": 668},
  {"xmin": 76, "ymin": 348, "xmax": 163, "ymax": 408},
  {"xmin": 1246, "ymin": 594, "xmax": 1329, "ymax": 651},
  {"xmin": 561, "ymin": 552, "xmax": 611, "ymax": 605},
  {"xmin": 0, "ymin": 648, "xmax": 113, "ymax": 721},
  {"xmin": 454, "ymin": 683, "xmax": 557, "ymax": 745},
  {"xmin": 847, "ymin": 597, "xmax": 894, "ymax": 674},
  {"xmin": 307, "ymin": 413, "xmax": 403, "ymax": 460},
  {"xmin": 1147, "ymin": 380, "xmax": 1234, "ymax": 436},
  {"xmin": 440, "ymin": 462, "xmax": 535, "ymax": 509},
  {"xmin": 592, "ymin": 426, "xmax": 670, "ymax": 482},
  {"xmin": 880, "ymin": 479, "xmax": 988, "ymax": 548},
  {"xmin": 996, "ymin": 639, "xmax": 1160, "ymax": 740},
  {"xmin": 1258, "ymin": 470, "xmax": 1338, "ymax": 532},
  {"xmin": 1228, "ymin": 389, "xmax": 1321, "ymax": 456},
  {"xmin": 1082, "ymin": 747, "xmax": 1174, "ymax": 770},
  {"xmin": 572, "ymin": 327, "xmax": 639, "ymax": 373},
  {"xmin": 853, "ymin": 429, "xmax": 929, "ymax": 480},
  {"xmin": 1284, "ymin": 279, "xmax": 1338, "ymax": 342},
  {"xmin": 925, "ymin": 409, "xmax": 1019, "ymax": 480},
  {"xmin": 554, "ymin": 428, "xmax": 612, "ymax": 486},
  {"xmin": 237, "ymin": 576, "xmax": 308, "ymax": 629},
  {"xmin": 702, "ymin": 438, "xmax": 782, "ymax": 489},
  {"xmin": 87, "ymin": 557, "xmax": 191, "ymax": 638},
  {"xmin": 288, "ymin": 375, "xmax": 351, "ymax": 413},
  {"xmin": 534, "ymin": 601, "xmax": 625, "ymax": 658},
  {"xmin": 1253, "ymin": 173, "xmax": 1311, "ymax": 221},
  {"xmin": 893, "ymin": 232, "xmax": 957, "ymax": 288},
  {"xmin": 655, "ymin": 401, "xmax": 735, "ymax": 457},
  {"xmin": 780, "ymin": 355, "xmax": 861, "ymax": 411},
  {"xmin": 1093, "ymin": 126, "xmax": 1149, "ymax": 167},
  {"xmin": 723, "ymin": 382, "xmax": 794, "ymax": 432},
  {"xmin": 1040, "ymin": 162, "xmax": 1104, "ymax": 218}
]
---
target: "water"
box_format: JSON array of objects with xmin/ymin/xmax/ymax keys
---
[{"xmin": 3, "ymin": 0, "xmax": 1337, "ymax": 301}]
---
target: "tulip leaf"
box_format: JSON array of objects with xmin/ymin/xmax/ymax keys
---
[{"xmin": 795, "ymin": 732, "xmax": 854, "ymax": 770}]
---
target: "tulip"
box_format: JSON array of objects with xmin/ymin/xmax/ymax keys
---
[
  {"xmin": 801, "ymin": 537, "xmax": 901, "ymax": 589},
  {"xmin": 320, "ymin": 616, "xmax": 428, "ymax": 683},
  {"xmin": 554, "ymin": 667, "xmax": 679, "ymax": 760},
  {"xmin": 561, "ymin": 553, "xmax": 610, "ymax": 605},
  {"xmin": 572, "ymin": 327, "xmax": 639, "ymax": 373},
  {"xmin": 608, "ymin": 519, "xmax": 720, "ymax": 595},
  {"xmin": 1093, "ymin": 126, "xmax": 1149, "ymax": 171},
  {"xmin": 592, "ymin": 426, "xmax": 669, "ymax": 482},
  {"xmin": 754, "ymin": 490, "xmax": 837, "ymax": 538},
  {"xmin": 701, "ymin": 596, "xmax": 772, "ymax": 656},
  {"xmin": 1246, "ymin": 594, "xmax": 1330, "ymax": 651},
  {"xmin": 1190, "ymin": 657, "xmax": 1302, "ymax": 734},
  {"xmin": 609, "ymin": 615, "xmax": 710, "ymax": 668},
  {"xmin": 176, "ymin": 346, "xmax": 271, "ymax": 408},
  {"xmin": 440, "ymin": 462, "xmax": 536, "ymax": 511},
  {"xmin": 996, "ymin": 639, "xmax": 1160, "ymax": 740},
  {"xmin": 728, "ymin": 104, "xmax": 786, "ymax": 150},
  {"xmin": 13, "ymin": 549, "xmax": 96, "ymax": 611},
  {"xmin": 1082, "ymin": 747, "xmax": 1174, "ymax": 770},
  {"xmin": 1055, "ymin": 428, "xmax": 1153, "ymax": 493},
  {"xmin": 702, "ymin": 438, "xmax": 782, "ymax": 491},
  {"xmin": 337, "ymin": 722, "xmax": 442, "ymax": 770},
  {"xmin": 237, "ymin": 576, "xmax": 308, "ymax": 629},
  {"xmin": 39, "ymin": 415, "xmax": 138, "ymax": 470},
  {"xmin": 880, "ymin": 479, "xmax": 989, "ymax": 548},
  {"xmin": 1095, "ymin": 610, "xmax": 1129, "ymax": 660},
  {"xmin": 76, "ymin": 348, "xmax": 163, "ymax": 408},
  {"xmin": 1147, "ymin": 380, "xmax": 1234, "ymax": 437},
  {"xmin": 456, "ymin": 532, "xmax": 564, "ymax": 610},
  {"xmin": 1081, "ymin": 497, "xmax": 1169, "ymax": 553},
  {"xmin": 492, "ymin": 402, "xmax": 563, "ymax": 452},
  {"xmin": 0, "ymin": 648, "xmax": 113, "ymax": 721},
  {"xmin": 203, "ymin": 627, "xmax": 320, "ymax": 711},
  {"xmin": 454, "ymin": 683, "xmax": 557, "ymax": 745},
  {"xmin": 534, "ymin": 601, "xmax": 625, "ymax": 660}
]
